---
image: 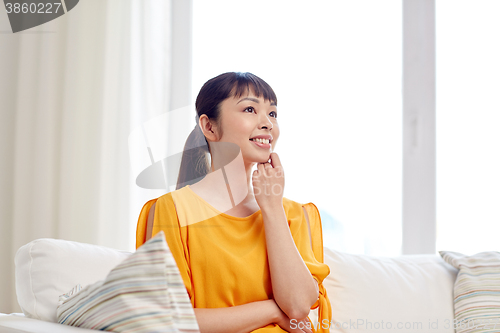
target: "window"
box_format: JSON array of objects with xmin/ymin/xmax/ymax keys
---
[
  {"xmin": 436, "ymin": 0, "xmax": 500, "ymax": 254},
  {"xmin": 193, "ymin": 0, "xmax": 402, "ymax": 255}
]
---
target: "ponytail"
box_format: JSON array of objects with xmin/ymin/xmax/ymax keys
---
[{"xmin": 176, "ymin": 121, "xmax": 210, "ymax": 190}]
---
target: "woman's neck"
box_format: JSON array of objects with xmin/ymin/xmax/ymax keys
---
[{"xmin": 190, "ymin": 150, "xmax": 257, "ymax": 211}]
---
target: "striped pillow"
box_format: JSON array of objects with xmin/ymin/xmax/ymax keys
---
[
  {"xmin": 56, "ymin": 231, "xmax": 199, "ymax": 332},
  {"xmin": 440, "ymin": 251, "xmax": 500, "ymax": 332}
]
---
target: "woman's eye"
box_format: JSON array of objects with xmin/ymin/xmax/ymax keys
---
[{"xmin": 244, "ymin": 107, "xmax": 277, "ymax": 118}]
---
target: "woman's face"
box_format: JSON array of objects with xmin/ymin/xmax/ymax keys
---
[{"xmin": 216, "ymin": 90, "xmax": 279, "ymax": 164}]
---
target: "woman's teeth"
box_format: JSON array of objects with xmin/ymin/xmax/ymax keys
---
[{"xmin": 251, "ymin": 138, "xmax": 270, "ymax": 144}]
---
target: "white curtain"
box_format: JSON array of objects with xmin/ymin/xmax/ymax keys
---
[{"xmin": 0, "ymin": 0, "xmax": 191, "ymax": 314}]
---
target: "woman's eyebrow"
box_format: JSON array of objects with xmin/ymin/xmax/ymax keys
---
[
  {"xmin": 237, "ymin": 97, "xmax": 277, "ymax": 107},
  {"xmin": 237, "ymin": 97, "xmax": 260, "ymax": 104}
]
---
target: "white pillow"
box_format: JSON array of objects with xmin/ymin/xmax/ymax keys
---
[
  {"xmin": 57, "ymin": 231, "xmax": 200, "ymax": 332},
  {"xmin": 15, "ymin": 238, "xmax": 131, "ymax": 322},
  {"xmin": 322, "ymin": 248, "xmax": 458, "ymax": 333}
]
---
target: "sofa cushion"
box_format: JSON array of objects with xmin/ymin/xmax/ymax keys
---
[
  {"xmin": 322, "ymin": 248, "xmax": 458, "ymax": 333},
  {"xmin": 440, "ymin": 251, "xmax": 500, "ymax": 333},
  {"xmin": 15, "ymin": 238, "xmax": 131, "ymax": 322}
]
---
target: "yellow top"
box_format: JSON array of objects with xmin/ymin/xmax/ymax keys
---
[{"xmin": 136, "ymin": 185, "xmax": 332, "ymax": 333}]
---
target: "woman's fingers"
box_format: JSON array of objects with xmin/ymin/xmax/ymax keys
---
[
  {"xmin": 269, "ymin": 152, "xmax": 282, "ymax": 168},
  {"xmin": 253, "ymin": 156, "xmax": 285, "ymax": 212}
]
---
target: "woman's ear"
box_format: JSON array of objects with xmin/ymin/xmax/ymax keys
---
[{"xmin": 199, "ymin": 114, "xmax": 219, "ymax": 141}]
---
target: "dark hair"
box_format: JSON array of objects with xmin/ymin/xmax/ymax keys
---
[{"xmin": 176, "ymin": 72, "xmax": 277, "ymax": 190}]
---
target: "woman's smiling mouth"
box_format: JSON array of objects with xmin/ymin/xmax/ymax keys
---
[
  {"xmin": 249, "ymin": 135, "xmax": 272, "ymax": 149},
  {"xmin": 250, "ymin": 139, "xmax": 271, "ymax": 149}
]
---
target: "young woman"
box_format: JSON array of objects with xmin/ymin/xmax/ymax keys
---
[{"xmin": 136, "ymin": 72, "xmax": 331, "ymax": 333}]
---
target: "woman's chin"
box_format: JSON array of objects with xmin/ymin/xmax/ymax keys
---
[
  {"xmin": 243, "ymin": 154, "xmax": 271, "ymax": 165},
  {"xmin": 255, "ymin": 154, "xmax": 272, "ymax": 164}
]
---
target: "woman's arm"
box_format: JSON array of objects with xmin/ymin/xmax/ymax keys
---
[
  {"xmin": 253, "ymin": 153, "xmax": 319, "ymax": 320},
  {"xmin": 145, "ymin": 202, "xmax": 156, "ymax": 241},
  {"xmin": 261, "ymin": 208, "xmax": 319, "ymax": 319},
  {"xmin": 194, "ymin": 299, "xmax": 277, "ymax": 333},
  {"xmin": 194, "ymin": 299, "xmax": 312, "ymax": 333}
]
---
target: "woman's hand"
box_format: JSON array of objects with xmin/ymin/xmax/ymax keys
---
[
  {"xmin": 275, "ymin": 306, "xmax": 313, "ymax": 333},
  {"xmin": 252, "ymin": 152, "xmax": 285, "ymax": 214}
]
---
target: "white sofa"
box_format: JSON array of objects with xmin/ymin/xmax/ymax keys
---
[{"xmin": 0, "ymin": 238, "xmax": 459, "ymax": 333}]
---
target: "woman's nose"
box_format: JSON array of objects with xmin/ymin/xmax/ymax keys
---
[{"xmin": 259, "ymin": 114, "xmax": 273, "ymax": 130}]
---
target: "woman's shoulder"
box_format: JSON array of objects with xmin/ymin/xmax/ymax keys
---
[
  {"xmin": 154, "ymin": 186, "xmax": 190, "ymax": 203},
  {"xmin": 282, "ymin": 196, "xmax": 316, "ymax": 208},
  {"xmin": 142, "ymin": 188, "xmax": 185, "ymax": 217},
  {"xmin": 282, "ymin": 197, "xmax": 318, "ymax": 216}
]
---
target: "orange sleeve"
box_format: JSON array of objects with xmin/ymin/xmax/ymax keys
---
[
  {"xmin": 287, "ymin": 201, "xmax": 330, "ymax": 286},
  {"xmin": 136, "ymin": 198, "xmax": 158, "ymax": 249},
  {"xmin": 287, "ymin": 201, "xmax": 332, "ymax": 333},
  {"xmin": 303, "ymin": 203, "xmax": 332, "ymax": 333},
  {"xmin": 136, "ymin": 194, "xmax": 194, "ymax": 303}
]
